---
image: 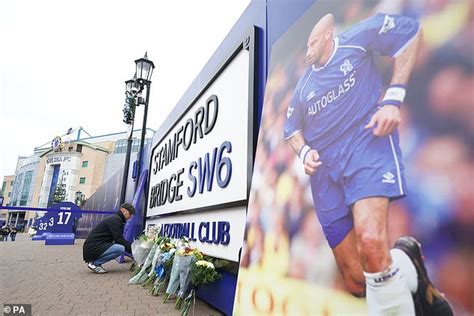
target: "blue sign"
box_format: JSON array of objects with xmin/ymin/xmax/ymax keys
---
[
  {"xmin": 32, "ymin": 202, "xmax": 82, "ymax": 244},
  {"xmin": 48, "ymin": 202, "xmax": 82, "ymax": 234},
  {"xmin": 32, "ymin": 212, "xmax": 55, "ymax": 240}
]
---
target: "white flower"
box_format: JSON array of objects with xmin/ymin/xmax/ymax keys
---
[
  {"xmin": 145, "ymin": 226, "xmax": 161, "ymax": 240},
  {"xmin": 195, "ymin": 260, "xmax": 214, "ymax": 269}
]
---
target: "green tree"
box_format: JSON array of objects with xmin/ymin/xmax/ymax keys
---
[
  {"xmin": 123, "ymin": 95, "xmax": 136, "ymax": 124},
  {"xmin": 51, "ymin": 184, "xmax": 66, "ymax": 205}
]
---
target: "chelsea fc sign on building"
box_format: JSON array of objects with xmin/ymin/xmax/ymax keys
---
[{"xmin": 146, "ymin": 30, "xmax": 257, "ymax": 261}]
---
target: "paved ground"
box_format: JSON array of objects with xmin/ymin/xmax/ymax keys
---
[{"xmin": 0, "ymin": 234, "xmax": 222, "ymax": 316}]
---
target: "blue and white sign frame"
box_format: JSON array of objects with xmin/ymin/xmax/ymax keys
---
[{"xmin": 146, "ymin": 27, "xmax": 259, "ymax": 261}]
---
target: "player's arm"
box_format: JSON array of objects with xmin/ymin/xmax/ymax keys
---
[
  {"xmin": 364, "ymin": 15, "xmax": 423, "ymax": 136},
  {"xmin": 284, "ymin": 87, "xmax": 322, "ymax": 176},
  {"xmin": 391, "ymin": 28, "xmax": 422, "ymax": 85},
  {"xmin": 287, "ymin": 132, "xmax": 322, "ymax": 176}
]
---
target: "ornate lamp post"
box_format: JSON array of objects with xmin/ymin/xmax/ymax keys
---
[
  {"xmin": 75, "ymin": 191, "xmax": 85, "ymax": 207},
  {"xmin": 120, "ymin": 75, "xmax": 138, "ymax": 204},
  {"xmin": 134, "ymin": 53, "xmax": 155, "ymax": 186},
  {"xmin": 120, "ymin": 53, "xmax": 154, "ymax": 203}
]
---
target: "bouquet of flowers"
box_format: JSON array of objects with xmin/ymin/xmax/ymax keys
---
[
  {"xmin": 149, "ymin": 249, "xmax": 175, "ymax": 296},
  {"xmin": 143, "ymin": 237, "xmax": 175, "ymax": 288},
  {"xmin": 145, "ymin": 225, "xmax": 161, "ymax": 240},
  {"xmin": 130, "ymin": 226, "xmax": 161, "ymax": 276},
  {"xmin": 163, "ymin": 237, "xmax": 194, "ymax": 302},
  {"xmin": 175, "ymin": 236, "xmax": 190, "ymax": 249},
  {"xmin": 159, "ymin": 238, "xmax": 175, "ymax": 252},
  {"xmin": 164, "ymin": 250, "xmax": 181, "ymax": 302},
  {"xmin": 180, "ymin": 259, "xmax": 222, "ymax": 316},
  {"xmin": 129, "ymin": 242, "xmax": 159, "ymax": 284},
  {"xmin": 174, "ymin": 248, "xmax": 204, "ymax": 310}
]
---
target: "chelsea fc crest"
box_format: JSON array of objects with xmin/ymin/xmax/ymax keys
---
[{"xmin": 51, "ymin": 136, "xmax": 63, "ymax": 151}]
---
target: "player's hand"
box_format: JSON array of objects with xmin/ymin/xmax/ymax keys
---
[
  {"xmin": 365, "ymin": 105, "xmax": 400, "ymax": 137},
  {"xmin": 304, "ymin": 149, "xmax": 322, "ymax": 176}
]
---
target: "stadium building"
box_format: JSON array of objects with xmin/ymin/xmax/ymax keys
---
[
  {"xmin": 0, "ymin": 175, "xmax": 15, "ymax": 226},
  {"xmin": 2, "ymin": 126, "xmax": 154, "ymax": 229}
]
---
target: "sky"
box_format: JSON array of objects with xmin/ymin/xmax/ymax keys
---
[{"xmin": 0, "ymin": 0, "xmax": 250, "ymax": 181}]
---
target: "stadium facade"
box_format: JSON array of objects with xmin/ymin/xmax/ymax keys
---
[{"xmin": 1, "ymin": 126, "xmax": 154, "ymax": 229}]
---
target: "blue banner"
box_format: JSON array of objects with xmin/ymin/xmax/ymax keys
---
[{"xmin": 47, "ymin": 164, "xmax": 60, "ymax": 206}]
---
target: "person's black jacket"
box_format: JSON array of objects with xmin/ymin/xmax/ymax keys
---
[{"xmin": 83, "ymin": 211, "xmax": 131, "ymax": 262}]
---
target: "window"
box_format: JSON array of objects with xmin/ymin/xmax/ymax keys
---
[
  {"xmin": 76, "ymin": 144, "xmax": 83, "ymax": 153},
  {"xmin": 8, "ymin": 192, "xmax": 11, "ymax": 197},
  {"xmin": 10, "ymin": 181, "xmax": 14, "ymax": 186},
  {"xmin": 20, "ymin": 171, "xmax": 33, "ymax": 206},
  {"xmin": 132, "ymin": 139, "xmax": 140, "ymax": 152},
  {"xmin": 82, "ymin": 161, "xmax": 89, "ymax": 168},
  {"xmin": 79, "ymin": 177, "xmax": 86, "ymax": 184},
  {"xmin": 114, "ymin": 139, "xmax": 127, "ymax": 154}
]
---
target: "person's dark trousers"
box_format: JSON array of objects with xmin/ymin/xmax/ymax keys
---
[
  {"xmin": 92, "ymin": 244, "xmax": 126, "ymax": 266},
  {"xmin": 11, "ymin": 234, "xmax": 16, "ymax": 241}
]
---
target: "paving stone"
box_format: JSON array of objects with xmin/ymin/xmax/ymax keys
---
[{"xmin": 0, "ymin": 235, "xmax": 222, "ymax": 315}]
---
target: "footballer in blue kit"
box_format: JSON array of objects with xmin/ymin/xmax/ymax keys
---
[{"xmin": 284, "ymin": 13, "xmax": 452, "ymax": 316}]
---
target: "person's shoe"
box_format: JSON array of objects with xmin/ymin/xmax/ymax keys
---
[
  {"xmin": 87, "ymin": 262, "xmax": 107, "ymax": 274},
  {"xmin": 394, "ymin": 236, "xmax": 453, "ymax": 316}
]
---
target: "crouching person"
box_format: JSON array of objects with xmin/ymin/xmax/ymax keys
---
[{"xmin": 83, "ymin": 203, "xmax": 135, "ymax": 273}]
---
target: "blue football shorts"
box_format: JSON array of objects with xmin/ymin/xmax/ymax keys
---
[{"xmin": 308, "ymin": 113, "xmax": 407, "ymax": 249}]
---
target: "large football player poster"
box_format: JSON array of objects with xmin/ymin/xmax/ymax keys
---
[{"xmin": 235, "ymin": 0, "xmax": 473, "ymax": 315}]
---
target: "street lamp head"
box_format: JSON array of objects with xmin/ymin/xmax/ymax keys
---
[
  {"xmin": 135, "ymin": 52, "xmax": 155, "ymax": 83},
  {"xmin": 125, "ymin": 73, "xmax": 138, "ymax": 94},
  {"xmin": 130, "ymin": 86, "xmax": 139, "ymax": 94},
  {"xmin": 75, "ymin": 191, "xmax": 82, "ymax": 200}
]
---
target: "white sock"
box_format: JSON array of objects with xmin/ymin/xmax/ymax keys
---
[
  {"xmin": 364, "ymin": 265, "xmax": 415, "ymax": 316},
  {"xmin": 391, "ymin": 248, "xmax": 418, "ymax": 293}
]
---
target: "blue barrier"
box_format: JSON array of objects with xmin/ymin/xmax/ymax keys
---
[
  {"xmin": 0, "ymin": 205, "xmax": 115, "ymax": 215},
  {"xmin": 197, "ymin": 271, "xmax": 237, "ymax": 315}
]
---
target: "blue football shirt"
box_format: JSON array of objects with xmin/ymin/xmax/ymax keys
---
[{"xmin": 284, "ymin": 13, "xmax": 420, "ymax": 150}]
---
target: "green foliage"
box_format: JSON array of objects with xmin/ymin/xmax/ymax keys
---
[
  {"xmin": 190, "ymin": 264, "xmax": 221, "ymax": 286},
  {"xmin": 142, "ymin": 272, "xmax": 157, "ymax": 288},
  {"xmin": 131, "ymin": 263, "xmax": 142, "ymax": 277},
  {"xmin": 123, "ymin": 96, "xmax": 136, "ymax": 124},
  {"xmin": 51, "ymin": 184, "xmax": 66, "ymax": 205},
  {"xmin": 130, "ymin": 262, "xmax": 136, "ymax": 272}
]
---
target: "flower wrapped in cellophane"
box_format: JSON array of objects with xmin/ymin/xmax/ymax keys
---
[
  {"xmin": 145, "ymin": 225, "xmax": 161, "ymax": 240},
  {"xmin": 180, "ymin": 259, "xmax": 222, "ymax": 316},
  {"xmin": 174, "ymin": 248, "xmax": 204, "ymax": 310},
  {"xmin": 143, "ymin": 237, "xmax": 175, "ymax": 288},
  {"xmin": 163, "ymin": 238, "xmax": 195, "ymax": 303},
  {"xmin": 164, "ymin": 251, "xmax": 181, "ymax": 302},
  {"xmin": 130, "ymin": 238, "xmax": 154, "ymax": 275},
  {"xmin": 128, "ymin": 229, "xmax": 163, "ymax": 284},
  {"xmin": 159, "ymin": 238, "xmax": 175, "ymax": 252},
  {"xmin": 129, "ymin": 242, "xmax": 159, "ymax": 284},
  {"xmin": 150, "ymin": 248, "xmax": 176, "ymax": 296},
  {"xmin": 130, "ymin": 225, "xmax": 161, "ymax": 275}
]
